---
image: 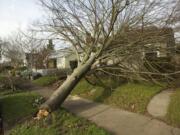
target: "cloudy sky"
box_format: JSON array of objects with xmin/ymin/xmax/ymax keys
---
[{"xmin": 0, "ymin": 0, "xmax": 44, "ymax": 38}]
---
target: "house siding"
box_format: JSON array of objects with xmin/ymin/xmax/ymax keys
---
[
  {"xmin": 57, "ymin": 57, "xmax": 66, "ymax": 69},
  {"xmin": 64, "ymin": 54, "xmax": 77, "ymax": 69}
]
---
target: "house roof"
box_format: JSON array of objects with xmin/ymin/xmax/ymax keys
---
[{"xmin": 109, "ymin": 26, "xmax": 175, "ymax": 49}]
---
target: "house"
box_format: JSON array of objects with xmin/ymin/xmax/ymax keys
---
[
  {"xmin": 110, "ymin": 26, "xmax": 176, "ymax": 59},
  {"xmin": 48, "ymin": 48, "xmax": 78, "ymax": 70},
  {"xmin": 100, "ymin": 26, "xmax": 177, "ymax": 74},
  {"xmin": 142, "ymin": 27, "xmax": 175, "ymax": 59}
]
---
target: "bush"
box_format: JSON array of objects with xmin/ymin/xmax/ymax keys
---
[
  {"xmin": 0, "ymin": 76, "xmax": 30, "ymax": 91},
  {"xmin": 32, "ymin": 73, "xmax": 42, "ymax": 80},
  {"xmin": 0, "ymin": 76, "xmax": 14, "ymax": 90},
  {"xmin": 20, "ymin": 70, "xmax": 32, "ymax": 79},
  {"xmin": 32, "ymin": 96, "xmax": 46, "ymax": 108},
  {"xmin": 32, "ymin": 76, "xmax": 58, "ymax": 86},
  {"xmin": 0, "ymin": 65, "xmax": 14, "ymax": 73}
]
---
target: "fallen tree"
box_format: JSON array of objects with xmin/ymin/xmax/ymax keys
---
[{"xmin": 37, "ymin": 0, "xmax": 178, "ymax": 116}]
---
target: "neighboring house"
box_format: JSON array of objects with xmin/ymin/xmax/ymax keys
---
[
  {"xmin": 48, "ymin": 48, "xmax": 78, "ymax": 70},
  {"xmin": 22, "ymin": 40, "xmax": 78, "ymax": 77},
  {"xmin": 26, "ymin": 48, "xmax": 78, "ymax": 77}
]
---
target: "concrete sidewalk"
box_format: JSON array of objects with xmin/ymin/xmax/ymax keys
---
[
  {"xmin": 147, "ymin": 90, "xmax": 174, "ymax": 118},
  {"xmin": 63, "ymin": 96, "xmax": 180, "ymax": 135}
]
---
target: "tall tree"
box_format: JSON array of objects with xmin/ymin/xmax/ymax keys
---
[
  {"xmin": 16, "ymin": 30, "xmax": 46, "ymax": 70},
  {"xmin": 37, "ymin": 0, "xmax": 178, "ymax": 115},
  {"xmin": 47, "ymin": 39, "xmax": 54, "ymax": 50},
  {"xmin": 2, "ymin": 36, "xmax": 24, "ymax": 68}
]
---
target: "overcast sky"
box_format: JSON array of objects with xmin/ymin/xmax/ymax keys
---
[{"xmin": 0, "ymin": 0, "xmax": 43, "ymax": 38}]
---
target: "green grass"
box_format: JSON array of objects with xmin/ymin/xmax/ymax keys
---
[
  {"xmin": 72, "ymin": 79, "xmax": 163, "ymax": 113},
  {"xmin": 0, "ymin": 89, "xmax": 23, "ymax": 96},
  {"xmin": 166, "ymin": 88, "xmax": 180, "ymax": 127},
  {"xmin": 0, "ymin": 89, "xmax": 109, "ymax": 135},
  {"xmin": 10, "ymin": 109, "xmax": 109, "ymax": 135},
  {"xmin": 104, "ymin": 83, "xmax": 162, "ymax": 113},
  {"xmin": 72, "ymin": 79, "xmax": 94, "ymax": 95},
  {"xmin": 32, "ymin": 76, "xmax": 58, "ymax": 86},
  {"xmin": 0, "ymin": 92, "xmax": 40, "ymax": 126}
]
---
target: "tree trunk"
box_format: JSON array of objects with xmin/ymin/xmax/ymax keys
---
[{"xmin": 40, "ymin": 54, "xmax": 96, "ymax": 112}]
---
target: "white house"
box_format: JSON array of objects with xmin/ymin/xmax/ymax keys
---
[{"xmin": 48, "ymin": 48, "xmax": 78, "ymax": 70}]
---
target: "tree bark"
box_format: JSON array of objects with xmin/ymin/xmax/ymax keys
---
[{"xmin": 40, "ymin": 54, "xmax": 96, "ymax": 112}]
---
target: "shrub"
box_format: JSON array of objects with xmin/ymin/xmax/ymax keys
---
[
  {"xmin": 32, "ymin": 96, "xmax": 46, "ymax": 108},
  {"xmin": 0, "ymin": 76, "xmax": 13, "ymax": 90},
  {"xmin": 0, "ymin": 76, "xmax": 30, "ymax": 91},
  {"xmin": 20, "ymin": 70, "xmax": 32, "ymax": 79},
  {"xmin": 32, "ymin": 73, "xmax": 42, "ymax": 80},
  {"xmin": 0, "ymin": 65, "xmax": 14, "ymax": 73}
]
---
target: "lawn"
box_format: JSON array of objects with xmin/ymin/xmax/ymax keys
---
[
  {"xmin": 32, "ymin": 76, "xmax": 58, "ymax": 86},
  {"xmin": 72, "ymin": 79, "xmax": 164, "ymax": 113},
  {"xmin": 104, "ymin": 83, "xmax": 163, "ymax": 113},
  {"xmin": 166, "ymin": 88, "xmax": 180, "ymax": 127},
  {"xmin": 10, "ymin": 109, "xmax": 109, "ymax": 135},
  {"xmin": 0, "ymin": 92, "xmax": 39, "ymax": 126},
  {"xmin": 0, "ymin": 91, "xmax": 109, "ymax": 135}
]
